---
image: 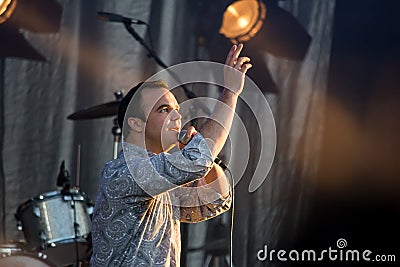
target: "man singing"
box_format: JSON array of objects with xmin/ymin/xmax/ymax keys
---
[{"xmin": 91, "ymin": 44, "xmax": 251, "ymax": 266}]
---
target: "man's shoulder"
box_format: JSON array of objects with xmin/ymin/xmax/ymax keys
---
[
  {"xmin": 101, "ymin": 150, "xmax": 151, "ymax": 182},
  {"xmin": 100, "ymin": 154, "xmax": 129, "ymax": 181},
  {"xmin": 104, "ymin": 153, "xmax": 125, "ymax": 169}
]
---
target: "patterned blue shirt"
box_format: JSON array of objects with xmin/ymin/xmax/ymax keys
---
[{"xmin": 91, "ymin": 134, "xmax": 232, "ymax": 266}]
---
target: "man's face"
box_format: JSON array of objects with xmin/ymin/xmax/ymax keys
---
[{"xmin": 140, "ymin": 87, "xmax": 182, "ymax": 153}]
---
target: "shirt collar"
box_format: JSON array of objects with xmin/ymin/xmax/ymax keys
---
[{"xmin": 121, "ymin": 141, "xmax": 156, "ymax": 158}]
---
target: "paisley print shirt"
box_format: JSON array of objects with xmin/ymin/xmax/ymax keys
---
[{"xmin": 91, "ymin": 133, "xmax": 232, "ymax": 266}]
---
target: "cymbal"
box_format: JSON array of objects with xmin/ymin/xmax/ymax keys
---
[{"xmin": 67, "ymin": 100, "xmax": 120, "ymax": 120}]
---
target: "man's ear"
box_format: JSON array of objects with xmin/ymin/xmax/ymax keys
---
[{"xmin": 127, "ymin": 117, "xmax": 144, "ymax": 133}]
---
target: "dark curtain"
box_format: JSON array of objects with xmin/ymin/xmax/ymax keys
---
[
  {"xmin": 231, "ymin": 1, "xmax": 336, "ymax": 266},
  {"xmin": 1, "ymin": 0, "xmax": 154, "ymax": 242},
  {"xmin": 0, "ymin": 59, "xmax": 5, "ymax": 243}
]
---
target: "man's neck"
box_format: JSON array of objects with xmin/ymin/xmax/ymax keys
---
[
  {"xmin": 124, "ymin": 134, "xmax": 168, "ymax": 154},
  {"xmin": 124, "ymin": 134, "xmax": 147, "ymax": 150}
]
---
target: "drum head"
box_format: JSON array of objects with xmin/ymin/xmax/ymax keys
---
[{"xmin": 0, "ymin": 255, "xmax": 54, "ymax": 267}]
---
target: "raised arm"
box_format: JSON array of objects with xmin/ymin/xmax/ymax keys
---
[{"xmin": 199, "ymin": 44, "xmax": 252, "ymax": 158}]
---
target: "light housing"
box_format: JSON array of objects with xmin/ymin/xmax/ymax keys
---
[
  {"xmin": 219, "ymin": 0, "xmax": 266, "ymax": 44},
  {"xmin": 0, "ymin": 0, "xmax": 17, "ymax": 24},
  {"xmin": 0, "ymin": 0, "xmax": 62, "ymax": 60}
]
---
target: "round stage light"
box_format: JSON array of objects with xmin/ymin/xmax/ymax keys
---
[
  {"xmin": 219, "ymin": 0, "xmax": 266, "ymax": 44},
  {"xmin": 0, "ymin": 0, "xmax": 17, "ymax": 24}
]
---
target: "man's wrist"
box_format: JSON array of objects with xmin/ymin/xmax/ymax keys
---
[{"xmin": 221, "ymin": 88, "xmax": 240, "ymax": 100}]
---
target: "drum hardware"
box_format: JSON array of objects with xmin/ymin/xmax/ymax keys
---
[
  {"xmin": 0, "ymin": 243, "xmax": 20, "ymax": 257},
  {"xmin": 67, "ymin": 91, "xmax": 124, "ymax": 159},
  {"xmin": 56, "ymin": 160, "xmax": 82, "ymax": 266},
  {"xmin": 71, "ymin": 193, "xmax": 79, "ymax": 266},
  {"xmin": 66, "ymin": 91, "xmax": 123, "ymax": 121},
  {"xmin": 39, "ymin": 231, "xmax": 46, "ymax": 247},
  {"xmin": 37, "ymin": 251, "xmax": 49, "ymax": 260},
  {"xmin": 112, "ymin": 117, "xmax": 122, "ymax": 159},
  {"xmin": 33, "ymin": 205, "xmax": 40, "ymax": 217},
  {"xmin": 76, "ymin": 144, "xmax": 81, "ymax": 188},
  {"xmin": 16, "ymin": 221, "xmax": 22, "ymax": 231}
]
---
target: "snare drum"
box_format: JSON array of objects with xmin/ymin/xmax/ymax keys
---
[
  {"xmin": 0, "ymin": 244, "xmax": 55, "ymax": 267},
  {"xmin": 16, "ymin": 189, "xmax": 93, "ymax": 266}
]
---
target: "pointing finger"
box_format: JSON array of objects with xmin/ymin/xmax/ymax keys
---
[{"xmin": 225, "ymin": 45, "xmax": 237, "ymax": 65}]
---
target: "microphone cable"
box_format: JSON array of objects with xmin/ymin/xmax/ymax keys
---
[{"xmin": 224, "ymin": 165, "xmax": 235, "ymax": 267}]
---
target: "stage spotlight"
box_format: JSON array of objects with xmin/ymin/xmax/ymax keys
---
[
  {"xmin": 219, "ymin": 0, "xmax": 266, "ymax": 44},
  {"xmin": 0, "ymin": 0, "xmax": 17, "ymax": 24},
  {"xmin": 0, "ymin": 0, "xmax": 62, "ymax": 60},
  {"xmin": 219, "ymin": 0, "xmax": 312, "ymax": 60}
]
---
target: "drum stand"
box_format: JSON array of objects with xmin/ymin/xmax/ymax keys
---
[
  {"xmin": 57, "ymin": 162, "xmax": 91, "ymax": 267},
  {"xmin": 112, "ymin": 117, "xmax": 122, "ymax": 159},
  {"xmin": 112, "ymin": 91, "xmax": 123, "ymax": 159},
  {"xmin": 187, "ymin": 218, "xmax": 233, "ymax": 267},
  {"xmin": 203, "ymin": 220, "xmax": 233, "ymax": 267}
]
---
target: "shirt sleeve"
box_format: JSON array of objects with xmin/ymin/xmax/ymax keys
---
[
  {"xmin": 169, "ymin": 177, "xmax": 232, "ymax": 223},
  {"xmin": 121, "ymin": 133, "xmax": 214, "ymax": 198}
]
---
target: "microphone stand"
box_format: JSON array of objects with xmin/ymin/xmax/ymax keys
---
[{"xmin": 122, "ymin": 22, "xmax": 211, "ymax": 116}]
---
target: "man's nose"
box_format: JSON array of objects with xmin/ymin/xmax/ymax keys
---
[{"xmin": 171, "ymin": 109, "xmax": 182, "ymax": 120}]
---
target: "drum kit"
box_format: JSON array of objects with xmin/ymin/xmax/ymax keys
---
[{"xmin": 1, "ymin": 93, "xmax": 123, "ymax": 267}]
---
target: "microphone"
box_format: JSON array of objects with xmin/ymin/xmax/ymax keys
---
[
  {"xmin": 96, "ymin": 11, "xmax": 146, "ymax": 25},
  {"xmin": 178, "ymin": 130, "xmax": 192, "ymax": 146},
  {"xmin": 178, "ymin": 130, "xmax": 228, "ymax": 171}
]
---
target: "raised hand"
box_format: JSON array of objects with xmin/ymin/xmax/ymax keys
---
[{"xmin": 224, "ymin": 43, "xmax": 252, "ymax": 95}]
